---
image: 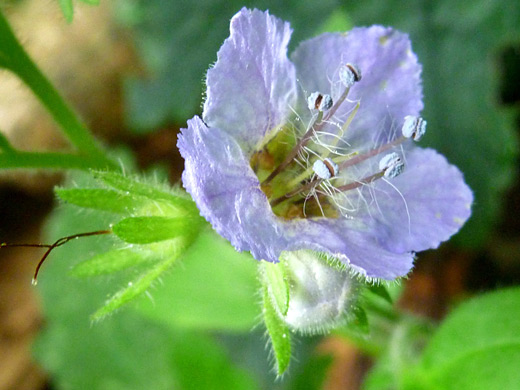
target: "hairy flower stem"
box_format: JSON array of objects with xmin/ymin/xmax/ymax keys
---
[{"xmin": 262, "ymin": 87, "xmax": 351, "ymax": 186}]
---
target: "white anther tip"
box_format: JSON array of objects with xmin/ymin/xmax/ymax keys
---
[
  {"xmin": 402, "ymin": 115, "xmax": 427, "ymax": 141},
  {"xmin": 339, "ymin": 63, "xmax": 362, "ymax": 88},
  {"xmin": 307, "ymin": 92, "xmax": 333, "ymax": 111},
  {"xmin": 379, "ymin": 152, "xmax": 404, "ymax": 179},
  {"xmin": 313, "ymin": 158, "xmax": 339, "ymax": 180}
]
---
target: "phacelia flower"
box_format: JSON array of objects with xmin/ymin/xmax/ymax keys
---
[{"xmin": 177, "ymin": 8, "xmax": 473, "ymax": 280}]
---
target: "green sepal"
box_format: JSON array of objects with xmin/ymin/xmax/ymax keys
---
[
  {"xmin": 91, "ymin": 248, "xmax": 184, "ymax": 321},
  {"xmin": 263, "ymin": 285, "xmax": 291, "ymax": 376},
  {"xmin": 262, "ymin": 260, "xmax": 290, "ymax": 316},
  {"xmin": 112, "ymin": 216, "xmax": 197, "ymax": 244},
  {"xmin": 56, "ymin": 188, "xmax": 146, "ymax": 213},
  {"xmin": 367, "ymin": 283, "xmax": 393, "ymax": 304},
  {"xmin": 71, "ymin": 248, "xmax": 153, "ymax": 277}
]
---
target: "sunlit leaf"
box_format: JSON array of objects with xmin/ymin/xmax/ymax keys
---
[
  {"xmin": 56, "ymin": 188, "xmax": 146, "ymax": 213},
  {"xmin": 71, "ymin": 248, "xmax": 153, "ymax": 277},
  {"xmin": 111, "ymin": 216, "xmax": 198, "ymax": 244},
  {"xmin": 91, "ymin": 248, "xmax": 184, "ymax": 321},
  {"xmin": 403, "ymin": 287, "xmax": 520, "ymax": 390},
  {"xmin": 134, "ymin": 228, "xmax": 259, "ymax": 332}
]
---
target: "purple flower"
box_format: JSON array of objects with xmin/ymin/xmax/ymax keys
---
[{"xmin": 177, "ymin": 8, "xmax": 473, "ymax": 280}]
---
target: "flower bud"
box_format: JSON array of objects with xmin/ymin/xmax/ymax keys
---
[{"xmin": 281, "ymin": 250, "xmax": 359, "ymax": 334}]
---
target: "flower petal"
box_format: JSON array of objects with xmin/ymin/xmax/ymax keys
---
[
  {"xmin": 361, "ymin": 148, "xmax": 473, "ymax": 253},
  {"xmin": 203, "ymin": 8, "xmax": 297, "ymax": 155},
  {"xmin": 291, "ymin": 27, "xmax": 423, "ymax": 145},
  {"xmin": 178, "ymin": 116, "xmax": 414, "ymax": 280}
]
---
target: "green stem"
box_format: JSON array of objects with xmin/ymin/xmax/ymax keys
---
[
  {"xmin": 0, "ymin": 151, "xmax": 114, "ymax": 170},
  {"xmin": 0, "ymin": 9, "xmax": 116, "ymax": 170}
]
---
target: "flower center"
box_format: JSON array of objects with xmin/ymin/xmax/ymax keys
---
[{"xmin": 250, "ymin": 63, "xmax": 426, "ymax": 220}]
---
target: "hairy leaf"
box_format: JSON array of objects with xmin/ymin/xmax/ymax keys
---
[
  {"xmin": 263, "ymin": 286, "xmax": 291, "ymax": 376},
  {"xmin": 112, "ymin": 216, "xmax": 197, "ymax": 244},
  {"xmin": 71, "ymin": 248, "xmax": 153, "ymax": 277},
  {"xmin": 56, "ymin": 188, "xmax": 146, "ymax": 213}
]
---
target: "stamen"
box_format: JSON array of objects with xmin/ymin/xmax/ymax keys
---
[
  {"xmin": 338, "ymin": 135, "xmax": 406, "ymax": 171},
  {"xmin": 262, "ymin": 69, "xmax": 359, "ymax": 186},
  {"xmin": 307, "ymin": 92, "xmax": 333, "ymax": 111},
  {"xmin": 313, "ymin": 158, "xmax": 339, "ymax": 180},
  {"xmin": 339, "ymin": 63, "xmax": 362, "ymax": 88},
  {"xmin": 379, "ymin": 152, "xmax": 404, "ymax": 178},
  {"xmin": 334, "ymin": 171, "xmax": 383, "ymax": 193},
  {"xmin": 402, "ymin": 115, "xmax": 427, "ymax": 141}
]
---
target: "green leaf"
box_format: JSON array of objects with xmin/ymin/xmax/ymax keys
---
[
  {"xmin": 112, "ymin": 216, "xmax": 197, "ymax": 244},
  {"xmin": 343, "ymin": 0, "xmax": 520, "ymax": 247},
  {"xmin": 56, "ymin": 188, "xmax": 146, "ymax": 213},
  {"xmin": 93, "ymin": 170, "xmax": 196, "ymax": 211},
  {"xmin": 0, "ymin": 131, "xmax": 14, "ymax": 152},
  {"xmin": 33, "ymin": 170, "xmax": 259, "ymax": 390},
  {"xmin": 366, "ymin": 283, "xmax": 393, "ymax": 304},
  {"xmin": 262, "ymin": 260, "xmax": 290, "ymax": 316},
  {"xmin": 120, "ymin": 0, "xmax": 338, "ymax": 131},
  {"xmin": 171, "ymin": 331, "xmax": 259, "ymax": 390},
  {"xmin": 403, "ymin": 287, "xmax": 520, "ymax": 390},
  {"xmin": 288, "ymin": 353, "xmax": 333, "ymax": 390},
  {"xmin": 350, "ymin": 305, "xmax": 369, "ymax": 335},
  {"xmin": 79, "ymin": 0, "xmax": 100, "ymax": 4},
  {"xmin": 92, "ymin": 248, "xmax": 184, "ymax": 321},
  {"xmin": 134, "ymin": 228, "xmax": 259, "ymax": 332},
  {"xmin": 71, "ymin": 248, "xmax": 153, "ymax": 277},
  {"xmin": 58, "ymin": 0, "xmax": 74, "ymax": 23},
  {"xmin": 263, "ymin": 285, "xmax": 291, "ymax": 376}
]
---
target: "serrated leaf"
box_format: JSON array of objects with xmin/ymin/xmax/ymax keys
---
[
  {"xmin": 366, "ymin": 284, "xmax": 393, "ymax": 304},
  {"xmin": 56, "ymin": 188, "xmax": 146, "ymax": 213},
  {"xmin": 133, "ymin": 228, "xmax": 259, "ymax": 332},
  {"xmin": 91, "ymin": 248, "xmax": 183, "ymax": 321},
  {"xmin": 93, "ymin": 170, "xmax": 195, "ymax": 209},
  {"xmin": 112, "ymin": 216, "xmax": 196, "ymax": 244},
  {"xmin": 403, "ymin": 287, "xmax": 520, "ymax": 390},
  {"xmin": 71, "ymin": 248, "xmax": 153, "ymax": 277},
  {"xmin": 262, "ymin": 260, "xmax": 290, "ymax": 316},
  {"xmin": 263, "ymin": 286, "xmax": 291, "ymax": 376},
  {"xmin": 33, "ymin": 169, "xmax": 259, "ymax": 390},
  {"xmin": 58, "ymin": 0, "xmax": 74, "ymax": 23}
]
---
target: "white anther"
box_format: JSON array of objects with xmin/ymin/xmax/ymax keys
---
[
  {"xmin": 307, "ymin": 92, "xmax": 333, "ymax": 111},
  {"xmin": 379, "ymin": 153, "xmax": 404, "ymax": 179},
  {"xmin": 402, "ymin": 115, "xmax": 427, "ymax": 141},
  {"xmin": 313, "ymin": 158, "xmax": 339, "ymax": 180},
  {"xmin": 339, "ymin": 63, "xmax": 362, "ymax": 88}
]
